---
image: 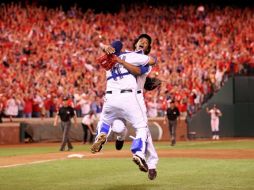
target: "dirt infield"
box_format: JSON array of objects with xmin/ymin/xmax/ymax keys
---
[{"xmin": 1, "ymin": 142, "xmax": 254, "ymax": 167}]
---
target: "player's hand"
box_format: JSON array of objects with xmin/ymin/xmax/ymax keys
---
[
  {"xmin": 104, "ymin": 45, "xmax": 115, "ymax": 54},
  {"xmin": 53, "ymin": 123, "xmax": 57, "ymax": 127}
]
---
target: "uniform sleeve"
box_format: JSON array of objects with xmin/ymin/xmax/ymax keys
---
[{"xmin": 123, "ymin": 52, "xmax": 149, "ymax": 66}]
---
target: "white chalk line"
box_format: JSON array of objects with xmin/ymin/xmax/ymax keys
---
[
  {"xmin": 0, "ymin": 158, "xmax": 65, "ymax": 168},
  {"xmin": 0, "ymin": 152, "xmax": 104, "ymax": 169}
]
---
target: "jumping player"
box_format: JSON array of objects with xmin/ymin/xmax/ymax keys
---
[
  {"xmin": 91, "ymin": 39, "xmax": 157, "ymax": 174},
  {"xmin": 113, "ymin": 34, "xmax": 158, "ymax": 180},
  {"xmin": 92, "ymin": 34, "xmax": 159, "ymax": 180}
]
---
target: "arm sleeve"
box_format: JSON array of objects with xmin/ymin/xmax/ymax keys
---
[{"xmin": 123, "ymin": 52, "xmax": 149, "ymax": 66}]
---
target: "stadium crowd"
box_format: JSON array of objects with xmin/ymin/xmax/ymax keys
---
[{"xmin": 0, "ymin": 3, "xmax": 254, "ymax": 121}]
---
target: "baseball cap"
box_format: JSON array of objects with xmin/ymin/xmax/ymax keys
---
[{"xmin": 111, "ymin": 40, "xmax": 123, "ymax": 56}]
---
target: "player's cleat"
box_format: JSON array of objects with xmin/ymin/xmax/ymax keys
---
[
  {"xmin": 132, "ymin": 155, "xmax": 148, "ymax": 172},
  {"xmin": 148, "ymin": 169, "xmax": 157, "ymax": 180},
  {"xmin": 90, "ymin": 133, "xmax": 107, "ymax": 154},
  {"xmin": 115, "ymin": 140, "xmax": 124, "ymax": 150}
]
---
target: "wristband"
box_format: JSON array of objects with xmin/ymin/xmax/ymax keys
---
[{"xmin": 139, "ymin": 65, "xmax": 149, "ymax": 74}]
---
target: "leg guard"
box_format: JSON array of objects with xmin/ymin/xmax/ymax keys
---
[
  {"xmin": 131, "ymin": 127, "xmax": 149, "ymax": 159},
  {"xmin": 131, "ymin": 128, "xmax": 149, "ymax": 173},
  {"xmin": 100, "ymin": 122, "xmax": 110, "ymax": 134},
  {"xmin": 131, "ymin": 138, "xmax": 143, "ymax": 154}
]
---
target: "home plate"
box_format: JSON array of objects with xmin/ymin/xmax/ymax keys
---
[{"xmin": 67, "ymin": 154, "xmax": 84, "ymax": 158}]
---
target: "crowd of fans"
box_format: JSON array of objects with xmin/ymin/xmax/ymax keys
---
[{"xmin": 0, "ymin": 3, "xmax": 254, "ymax": 122}]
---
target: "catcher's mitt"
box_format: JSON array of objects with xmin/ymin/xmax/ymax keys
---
[
  {"xmin": 96, "ymin": 54, "xmax": 117, "ymax": 71},
  {"xmin": 144, "ymin": 77, "xmax": 161, "ymax": 91}
]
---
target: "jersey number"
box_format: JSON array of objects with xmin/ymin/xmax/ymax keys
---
[{"xmin": 111, "ymin": 56, "xmax": 126, "ymax": 80}]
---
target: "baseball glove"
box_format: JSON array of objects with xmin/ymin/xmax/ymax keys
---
[
  {"xmin": 144, "ymin": 77, "xmax": 161, "ymax": 91},
  {"xmin": 96, "ymin": 54, "xmax": 117, "ymax": 71}
]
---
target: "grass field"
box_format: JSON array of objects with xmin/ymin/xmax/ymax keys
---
[{"xmin": 0, "ymin": 140, "xmax": 254, "ymax": 190}]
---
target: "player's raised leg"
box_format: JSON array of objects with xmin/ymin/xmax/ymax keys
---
[
  {"xmin": 131, "ymin": 127, "xmax": 149, "ymax": 172},
  {"xmin": 90, "ymin": 121, "xmax": 110, "ymax": 153}
]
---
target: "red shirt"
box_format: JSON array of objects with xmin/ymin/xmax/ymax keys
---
[
  {"xmin": 44, "ymin": 98, "xmax": 53, "ymax": 111},
  {"xmin": 24, "ymin": 98, "xmax": 33, "ymax": 113}
]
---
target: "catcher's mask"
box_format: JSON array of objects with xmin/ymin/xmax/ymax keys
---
[
  {"xmin": 111, "ymin": 40, "xmax": 123, "ymax": 56},
  {"xmin": 133, "ymin": 33, "xmax": 152, "ymax": 55}
]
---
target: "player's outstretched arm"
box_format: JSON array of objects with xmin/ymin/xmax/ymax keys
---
[
  {"xmin": 115, "ymin": 56, "xmax": 142, "ymax": 75},
  {"xmin": 99, "ymin": 43, "xmax": 115, "ymax": 54}
]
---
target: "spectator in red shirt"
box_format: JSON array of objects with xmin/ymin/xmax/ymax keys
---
[{"xmin": 23, "ymin": 94, "xmax": 33, "ymax": 118}]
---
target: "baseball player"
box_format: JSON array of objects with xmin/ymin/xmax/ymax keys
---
[
  {"xmin": 91, "ymin": 39, "xmax": 157, "ymax": 174},
  {"xmin": 94, "ymin": 34, "xmax": 159, "ymax": 180},
  {"xmin": 206, "ymin": 104, "xmax": 222, "ymax": 140}
]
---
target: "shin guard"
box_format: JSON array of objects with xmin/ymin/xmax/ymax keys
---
[{"xmin": 131, "ymin": 138, "xmax": 143, "ymax": 154}]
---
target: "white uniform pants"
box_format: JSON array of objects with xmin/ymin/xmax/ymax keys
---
[
  {"xmin": 97, "ymin": 90, "xmax": 148, "ymax": 159},
  {"xmin": 109, "ymin": 92, "xmax": 159, "ymax": 169},
  {"xmin": 100, "ymin": 91, "xmax": 147, "ymax": 129},
  {"xmin": 211, "ymin": 119, "xmax": 219, "ymax": 132},
  {"xmin": 137, "ymin": 93, "xmax": 158, "ymax": 169}
]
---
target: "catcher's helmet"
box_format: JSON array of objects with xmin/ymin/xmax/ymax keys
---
[{"xmin": 133, "ymin": 33, "xmax": 152, "ymax": 55}]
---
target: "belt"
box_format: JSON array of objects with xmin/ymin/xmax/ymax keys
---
[{"xmin": 106, "ymin": 89, "xmax": 142, "ymax": 94}]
